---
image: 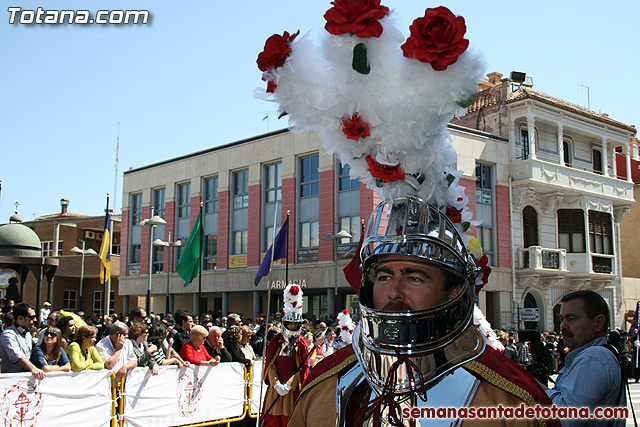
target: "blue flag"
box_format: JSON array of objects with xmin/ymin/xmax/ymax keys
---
[
  {"xmin": 630, "ymin": 300, "xmax": 640, "ymax": 338},
  {"xmin": 254, "ymin": 217, "xmax": 288, "ymax": 287}
]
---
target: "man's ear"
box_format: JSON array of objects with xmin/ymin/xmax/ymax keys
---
[
  {"xmin": 594, "ymin": 314, "xmax": 606, "ymax": 334},
  {"xmin": 448, "ymin": 284, "xmax": 463, "ymax": 299}
]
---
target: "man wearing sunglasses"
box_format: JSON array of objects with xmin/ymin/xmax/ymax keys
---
[{"xmin": 0, "ymin": 302, "xmax": 45, "ymax": 379}]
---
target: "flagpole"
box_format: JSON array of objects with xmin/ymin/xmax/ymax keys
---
[
  {"xmin": 285, "ymin": 210, "xmax": 289, "ymax": 287},
  {"xmin": 257, "ymin": 202, "xmax": 280, "ymax": 424},
  {"xmin": 103, "ymin": 194, "xmax": 111, "ymax": 316},
  {"xmin": 197, "ymin": 202, "xmax": 203, "ymax": 316}
]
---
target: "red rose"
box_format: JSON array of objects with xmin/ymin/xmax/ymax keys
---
[
  {"xmin": 257, "ymin": 31, "xmax": 298, "ymax": 93},
  {"xmin": 341, "ymin": 113, "xmax": 370, "ymax": 141},
  {"xmin": 366, "ymin": 155, "xmax": 405, "ymax": 183},
  {"xmin": 292, "ymin": 301, "xmax": 297, "ymax": 307},
  {"xmin": 446, "ymin": 206, "xmax": 462, "ymax": 223},
  {"xmin": 289, "ymin": 285, "xmax": 300, "ymax": 295},
  {"xmin": 474, "ymin": 253, "xmax": 491, "ymax": 291},
  {"xmin": 342, "ymin": 326, "xmax": 348, "ymax": 331},
  {"xmin": 341, "ymin": 309, "xmax": 349, "ymax": 315},
  {"xmin": 324, "ymin": 0, "xmax": 389, "ymax": 38},
  {"xmin": 401, "ymin": 7, "xmax": 469, "ymax": 71}
]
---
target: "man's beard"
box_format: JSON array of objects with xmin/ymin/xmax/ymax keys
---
[{"xmin": 383, "ymin": 301, "xmax": 412, "ymax": 311}]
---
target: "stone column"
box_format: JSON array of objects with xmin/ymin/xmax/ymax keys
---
[
  {"xmin": 222, "ymin": 291, "xmax": 229, "ymax": 316},
  {"xmin": 558, "ymin": 120, "xmax": 564, "ymax": 166},
  {"xmin": 527, "ymin": 112, "xmax": 537, "ymax": 160},
  {"xmin": 601, "ymin": 133, "xmax": 609, "ymax": 177},
  {"xmin": 253, "ymin": 290, "xmax": 261, "ymax": 318}
]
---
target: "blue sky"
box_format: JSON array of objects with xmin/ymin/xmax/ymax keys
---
[{"xmin": 2, "ymin": 1, "xmax": 638, "ymax": 220}]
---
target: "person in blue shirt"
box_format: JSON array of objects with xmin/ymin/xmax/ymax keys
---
[
  {"xmin": 30, "ymin": 326, "xmax": 71, "ymax": 372},
  {"xmin": 0, "ymin": 302, "xmax": 45, "ymax": 379},
  {"xmin": 547, "ymin": 290, "xmax": 626, "ymax": 426}
]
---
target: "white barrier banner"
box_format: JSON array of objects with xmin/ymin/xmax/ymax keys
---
[
  {"xmin": 0, "ymin": 370, "xmax": 113, "ymax": 427},
  {"xmin": 250, "ymin": 362, "xmax": 267, "ymax": 416},
  {"xmin": 122, "ymin": 363, "xmax": 245, "ymax": 427}
]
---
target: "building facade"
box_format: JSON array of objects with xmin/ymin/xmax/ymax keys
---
[
  {"xmin": 120, "ymin": 72, "xmax": 637, "ymax": 330},
  {"xmin": 17, "ymin": 199, "xmax": 131, "ymax": 316}
]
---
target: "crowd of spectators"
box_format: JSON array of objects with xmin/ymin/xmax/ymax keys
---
[{"xmin": 9, "ymin": 298, "xmax": 635, "ymax": 386}]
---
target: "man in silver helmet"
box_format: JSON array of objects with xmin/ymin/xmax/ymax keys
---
[
  {"xmin": 290, "ymin": 197, "xmax": 556, "ymax": 427},
  {"xmin": 260, "ymin": 284, "xmax": 310, "ymax": 427}
]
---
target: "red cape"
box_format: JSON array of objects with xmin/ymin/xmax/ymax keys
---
[
  {"xmin": 301, "ymin": 344, "xmax": 560, "ymax": 427},
  {"xmin": 264, "ymin": 333, "xmax": 310, "ymax": 386}
]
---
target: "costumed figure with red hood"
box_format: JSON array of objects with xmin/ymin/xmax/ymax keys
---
[
  {"xmin": 257, "ymin": 2, "xmax": 560, "ymax": 426},
  {"xmin": 260, "ymin": 284, "xmax": 309, "ymax": 427}
]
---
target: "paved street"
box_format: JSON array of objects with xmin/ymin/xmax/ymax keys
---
[{"xmin": 627, "ymin": 380, "xmax": 640, "ymax": 426}]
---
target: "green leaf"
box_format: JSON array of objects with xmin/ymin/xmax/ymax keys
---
[
  {"xmin": 446, "ymin": 174, "xmax": 455, "ymax": 186},
  {"xmin": 457, "ymin": 93, "xmax": 476, "ymax": 109},
  {"xmin": 462, "ymin": 222, "xmax": 470, "ymax": 232},
  {"xmin": 352, "ymin": 43, "xmax": 371, "ymax": 75},
  {"xmin": 278, "ymin": 111, "xmax": 288, "ymax": 119}
]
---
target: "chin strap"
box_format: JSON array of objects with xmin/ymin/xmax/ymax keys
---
[{"xmin": 354, "ymin": 350, "xmax": 428, "ymax": 427}]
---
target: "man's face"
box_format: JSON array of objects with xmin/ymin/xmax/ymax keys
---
[
  {"xmin": 372, "ymin": 259, "xmax": 459, "ymax": 311},
  {"xmin": 560, "ymin": 299, "xmax": 605, "ymax": 350},
  {"xmin": 208, "ymin": 329, "xmax": 222, "ymax": 346},
  {"xmin": 113, "ymin": 327, "xmax": 129, "ymax": 349},
  {"xmin": 135, "ymin": 310, "xmax": 147, "ymax": 324},
  {"xmin": 18, "ymin": 308, "xmax": 36, "ymax": 329},
  {"xmin": 182, "ymin": 316, "xmax": 194, "ymax": 332},
  {"xmin": 47, "ymin": 314, "xmax": 57, "ymax": 326}
]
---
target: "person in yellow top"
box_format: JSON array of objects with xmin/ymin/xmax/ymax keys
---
[{"xmin": 67, "ymin": 325, "xmax": 104, "ymax": 371}]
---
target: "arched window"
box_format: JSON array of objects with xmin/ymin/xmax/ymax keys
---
[{"xmin": 523, "ymin": 206, "xmax": 538, "ymax": 248}]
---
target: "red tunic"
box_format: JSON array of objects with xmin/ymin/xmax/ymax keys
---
[{"xmin": 260, "ymin": 333, "xmax": 309, "ymax": 427}]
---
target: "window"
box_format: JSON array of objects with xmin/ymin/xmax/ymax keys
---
[
  {"xmin": 63, "ymin": 290, "xmax": 77, "ymax": 311},
  {"xmin": 593, "ymin": 149, "xmax": 603, "ymax": 174},
  {"xmin": 175, "ymin": 182, "xmax": 191, "ymax": 263},
  {"xmin": 563, "ymin": 139, "xmax": 572, "ymax": 167},
  {"xmin": 231, "ymin": 170, "xmax": 249, "ymax": 258},
  {"xmin": 520, "ymin": 128, "xmax": 529, "ymax": 160},
  {"xmin": 152, "ymin": 246, "xmax": 164, "ymax": 273},
  {"xmin": 339, "ymin": 215, "xmax": 360, "ymax": 244},
  {"xmin": 475, "ymin": 163, "xmax": 492, "ymax": 205},
  {"xmin": 523, "ymin": 206, "xmax": 539, "ymax": 248},
  {"xmin": 93, "ymin": 291, "xmax": 115, "ymax": 315},
  {"xmin": 177, "ymin": 182, "xmax": 191, "ymax": 219},
  {"xmin": 233, "ymin": 170, "xmax": 249, "ymax": 209},
  {"xmin": 477, "ymin": 226, "xmax": 494, "ymax": 266},
  {"xmin": 203, "ymin": 176, "xmax": 219, "ymax": 214},
  {"xmin": 300, "ymin": 221, "xmax": 319, "ymax": 248},
  {"xmin": 300, "ymin": 154, "xmax": 319, "ymax": 197},
  {"xmin": 338, "ymin": 163, "xmax": 359, "ymax": 191},
  {"xmin": 558, "ymin": 209, "xmax": 585, "ymax": 253},
  {"xmin": 298, "ymin": 155, "xmax": 320, "ymax": 260},
  {"xmin": 152, "ymin": 187, "xmax": 166, "ymax": 218},
  {"xmin": 41, "ymin": 241, "xmax": 63, "ymax": 257},
  {"xmin": 588, "ymin": 211, "xmax": 613, "ymax": 255},
  {"xmin": 475, "ymin": 163, "xmax": 495, "ymax": 266},
  {"xmin": 263, "ymin": 163, "xmax": 283, "ymax": 252},
  {"xmin": 129, "ymin": 193, "xmax": 142, "ymax": 265},
  {"xmin": 203, "ymin": 176, "xmax": 219, "ymax": 270},
  {"xmin": 264, "ymin": 163, "xmax": 282, "ymax": 204}
]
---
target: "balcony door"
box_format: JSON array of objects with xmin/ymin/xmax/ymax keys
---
[{"xmin": 523, "ymin": 206, "xmax": 538, "ymax": 248}]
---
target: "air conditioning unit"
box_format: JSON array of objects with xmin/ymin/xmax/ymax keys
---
[{"xmin": 84, "ymin": 231, "xmax": 95, "ymax": 239}]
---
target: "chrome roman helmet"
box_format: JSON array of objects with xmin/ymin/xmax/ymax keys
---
[
  {"xmin": 354, "ymin": 195, "xmax": 483, "ymax": 393},
  {"xmin": 281, "ymin": 283, "xmax": 304, "ymax": 343}
]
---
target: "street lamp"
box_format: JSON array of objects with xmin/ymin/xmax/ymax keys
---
[
  {"xmin": 153, "ymin": 232, "xmax": 182, "ymax": 315},
  {"xmin": 322, "ymin": 229, "xmax": 352, "ymax": 315},
  {"xmin": 70, "ymin": 242, "xmax": 97, "ymax": 313},
  {"xmin": 137, "ymin": 214, "xmax": 167, "ymax": 313}
]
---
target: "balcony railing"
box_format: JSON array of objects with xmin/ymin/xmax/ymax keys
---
[
  {"xmin": 512, "ymin": 158, "xmax": 634, "ymax": 204},
  {"xmin": 592, "ymin": 256, "xmax": 613, "ymax": 274},
  {"xmin": 520, "ymin": 246, "xmax": 566, "ymax": 271}
]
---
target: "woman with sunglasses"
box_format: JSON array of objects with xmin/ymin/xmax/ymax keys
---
[
  {"xmin": 30, "ymin": 326, "xmax": 71, "ymax": 372},
  {"xmin": 67, "ymin": 325, "xmax": 104, "ymax": 371},
  {"xmin": 129, "ymin": 322, "xmax": 159, "ymax": 375},
  {"xmin": 55, "ymin": 316, "xmax": 76, "ymax": 351}
]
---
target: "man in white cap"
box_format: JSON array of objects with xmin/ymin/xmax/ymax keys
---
[{"xmin": 39, "ymin": 301, "xmax": 51, "ymax": 325}]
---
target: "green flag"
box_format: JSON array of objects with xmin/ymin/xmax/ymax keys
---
[{"xmin": 176, "ymin": 211, "xmax": 202, "ymax": 287}]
